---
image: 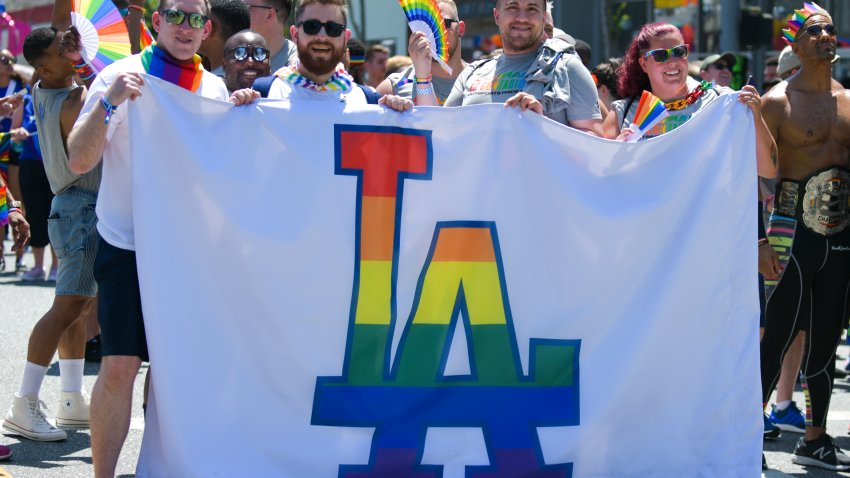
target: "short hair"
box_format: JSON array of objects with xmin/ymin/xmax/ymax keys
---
[
  {"xmin": 159, "ymin": 0, "xmax": 211, "ymax": 16},
  {"xmin": 437, "ymin": 0, "xmax": 458, "ymax": 19},
  {"xmin": 265, "ymin": 0, "xmax": 292, "ymax": 25},
  {"xmin": 210, "ymin": 0, "xmax": 250, "ymax": 40},
  {"xmin": 23, "ymin": 27, "xmax": 58, "ymax": 66},
  {"xmin": 295, "ymin": 0, "xmax": 348, "ymax": 25},
  {"xmin": 591, "ymin": 58, "xmax": 622, "ymax": 99},
  {"xmin": 365, "ymin": 44, "xmax": 389, "ymax": 62}
]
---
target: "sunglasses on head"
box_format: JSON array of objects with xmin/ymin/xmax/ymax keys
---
[
  {"xmin": 161, "ymin": 9, "xmax": 208, "ymax": 29},
  {"xmin": 0, "ymin": 57, "xmax": 15, "ymax": 66},
  {"xmin": 642, "ymin": 44, "xmax": 689, "ymax": 63},
  {"xmin": 804, "ymin": 23, "xmax": 837, "ymax": 37},
  {"xmin": 228, "ymin": 46, "xmax": 269, "ymax": 62},
  {"xmin": 297, "ymin": 19, "xmax": 345, "ymax": 37}
]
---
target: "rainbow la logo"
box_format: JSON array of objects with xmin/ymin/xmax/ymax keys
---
[{"xmin": 311, "ymin": 125, "xmax": 581, "ymax": 477}]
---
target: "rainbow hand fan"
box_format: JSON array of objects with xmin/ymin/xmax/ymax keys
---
[
  {"xmin": 625, "ymin": 90, "xmax": 669, "ymax": 142},
  {"xmin": 71, "ymin": 0, "xmax": 132, "ymax": 73},
  {"xmin": 398, "ymin": 0, "xmax": 452, "ymax": 75}
]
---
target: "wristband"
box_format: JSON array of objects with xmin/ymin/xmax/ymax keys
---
[
  {"xmin": 416, "ymin": 85, "xmax": 434, "ymax": 97},
  {"xmin": 73, "ymin": 60, "xmax": 96, "ymax": 81},
  {"xmin": 127, "ymin": 4, "xmax": 145, "ymax": 13},
  {"xmin": 8, "ymin": 207, "xmax": 23, "ymax": 217},
  {"xmin": 415, "ymin": 75, "xmax": 432, "ymax": 85},
  {"xmin": 100, "ymin": 96, "xmax": 116, "ymax": 125},
  {"xmin": 758, "ymin": 237, "xmax": 769, "ymax": 246}
]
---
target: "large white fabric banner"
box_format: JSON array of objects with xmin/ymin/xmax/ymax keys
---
[{"xmin": 130, "ymin": 77, "xmax": 761, "ymax": 477}]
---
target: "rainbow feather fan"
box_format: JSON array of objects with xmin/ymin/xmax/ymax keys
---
[
  {"xmin": 782, "ymin": 2, "xmax": 829, "ymax": 45},
  {"xmin": 626, "ymin": 90, "xmax": 669, "ymax": 142},
  {"xmin": 71, "ymin": 0, "xmax": 132, "ymax": 72},
  {"xmin": 398, "ymin": 0, "xmax": 452, "ymax": 74}
]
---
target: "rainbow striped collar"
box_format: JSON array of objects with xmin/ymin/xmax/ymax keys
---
[
  {"xmin": 140, "ymin": 43, "xmax": 203, "ymax": 93},
  {"xmin": 274, "ymin": 63, "xmax": 354, "ymax": 93}
]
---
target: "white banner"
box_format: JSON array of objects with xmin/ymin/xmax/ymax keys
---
[{"xmin": 130, "ymin": 77, "xmax": 762, "ymax": 478}]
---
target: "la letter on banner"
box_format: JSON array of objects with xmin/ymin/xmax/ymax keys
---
[{"xmin": 130, "ymin": 77, "xmax": 761, "ymax": 477}]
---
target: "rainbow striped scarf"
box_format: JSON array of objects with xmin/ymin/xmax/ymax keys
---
[
  {"xmin": 140, "ymin": 43, "xmax": 203, "ymax": 92},
  {"xmin": 274, "ymin": 63, "xmax": 354, "ymax": 93}
]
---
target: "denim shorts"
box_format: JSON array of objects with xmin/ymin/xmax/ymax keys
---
[{"xmin": 47, "ymin": 187, "xmax": 99, "ymax": 296}]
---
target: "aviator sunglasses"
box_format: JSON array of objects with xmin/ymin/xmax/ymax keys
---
[
  {"xmin": 227, "ymin": 46, "xmax": 269, "ymax": 62},
  {"xmin": 804, "ymin": 23, "xmax": 837, "ymax": 37},
  {"xmin": 296, "ymin": 19, "xmax": 346, "ymax": 37},
  {"xmin": 642, "ymin": 44, "xmax": 689, "ymax": 63},
  {"xmin": 161, "ymin": 9, "xmax": 208, "ymax": 29}
]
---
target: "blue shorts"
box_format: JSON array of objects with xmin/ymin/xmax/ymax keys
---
[
  {"xmin": 47, "ymin": 187, "xmax": 98, "ymax": 296},
  {"xmin": 93, "ymin": 236, "xmax": 149, "ymax": 362}
]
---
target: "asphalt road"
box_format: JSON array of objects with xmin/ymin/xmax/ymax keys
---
[{"xmin": 3, "ymin": 243, "xmax": 850, "ymax": 477}]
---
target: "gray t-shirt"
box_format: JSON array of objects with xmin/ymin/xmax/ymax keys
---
[
  {"xmin": 444, "ymin": 48, "xmax": 600, "ymax": 125},
  {"xmin": 612, "ymin": 77, "xmax": 733, "ymax": 139},
  {"xmin": 386, "ymin": 64, "xmax": 465, "ymax": 105},
  {"xmin": 270, "ymin": 39, "xmax": 299, "ymax": 73},
  {"xmin": 32, "ymin": 82, "xmax": 101, "ymax": 195}
]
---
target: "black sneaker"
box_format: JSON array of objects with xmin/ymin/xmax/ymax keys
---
[
  {"xmin": 792, "ymin": 434, "xmax": 850, "ymax": 471},
  {"xmin": 85, "ymin": 335, "xmax": 102, "ymax": 362},
  {"xmin": 762, "ymin": 453, "xmax": 767, "ymax": 470}
]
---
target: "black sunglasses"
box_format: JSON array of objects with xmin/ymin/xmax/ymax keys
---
[
  {"xmin": 642, "ymin": 44, "xmax": 689, "ymax": 63},
  {"xmin": 161, "ymin": 9, "xmax": 208, "ymax": 29},
  {"xmin": 805, "ymin": 24, "xmax": 837, "ymax": 37},
  {"xmin": 228, "ymin": 46, "xmax": 269, "ymax": 62},
  {"xmin": 444, "ymin": 18, "xmax": 458, "ymax": 29},
  {"xmin": 297, "ymin": 19, "xmax": 345, "ymax": 37},
  {"xmin": 709, "ymin": 63, "xmax": 730, "ymax": 71},
  {"xmin": 0, "ymin": 57, "xmax": 15, "ymax": 66}
]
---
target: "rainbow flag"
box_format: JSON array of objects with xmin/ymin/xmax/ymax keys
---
[
  {"xmin": 626, "ymin": 90, "xmax": 669, "ymax": 142},
  {"xmin": 139, "ymin": 19, "xmax": 153, "ymax": 49}
]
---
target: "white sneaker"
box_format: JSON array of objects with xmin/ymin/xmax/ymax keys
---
[
  {"xmin": 19, "ymin": 267, "xmax": 45, "ymax": 282},
  {"xmin": 2, "ymin": 395, "xmax": 67, "ymax": 441},
  {"xmin": 55, "ymin": 391, "xmax": 89, "ymax": 429}
]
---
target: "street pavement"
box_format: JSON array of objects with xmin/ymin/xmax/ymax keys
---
[
  {"xmin": 4, "ymin": 244, "xmax": 850, "ymax": 476},
  {"xmin": 0, "ymin": 245, "xmax": 145, "ymax": 478}
]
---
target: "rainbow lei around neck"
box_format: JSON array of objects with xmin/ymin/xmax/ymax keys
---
[
  {"xmin": 665, "ymin": 81, "xmax": 712, "ymax": 111},
  {"xmin": 140, "ymin": 43, "xmax": 203, "ymax": 93},
  {"xmin": 782, "ymin": 2, "xmax": 830, "ymax": 45},
  {"xmin": 275, "ymin": 63, "xmax": 354, "ymax": 93}
]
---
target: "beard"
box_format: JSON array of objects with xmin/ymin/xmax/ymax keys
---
[{"xmin": 298, "ymin": 39, "xmax": 346, "ymax": 77}]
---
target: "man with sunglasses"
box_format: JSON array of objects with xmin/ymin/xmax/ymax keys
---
[
  {"xmin": 414, "ymin": 0, "xmax": 602, "ymax": 135},
  {"xmin": 245, "ymin": 0, "xmax": 297, "ymax": 72},
  {"xmin": 66, "ymin": 0, "xmax": 257, "ymax": 473},
  {"xmin": 698, "ymin": 52, "xmax": 735, "ymax": 88},
  {"xmin": 759, "ymin": 3, "xmax": 850, "ymax": 471},
  {"xmin": 198, "ymin": 0, "xmax": 250, "ymax": 74},
  {"xmin": 223, "ymin": 29, "xmax": 270, "ymax": 92},
  {"xmin": 376, "ymin": 0, "xmax": 465, "ymax": 105}
]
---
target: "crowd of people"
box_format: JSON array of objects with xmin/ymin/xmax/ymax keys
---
[{"xmin": 0, "ymin": 0, "xmax": 847, "ymax": 474}]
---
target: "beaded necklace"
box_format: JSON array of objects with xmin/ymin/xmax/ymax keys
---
[
  {"xmin": 275, "ymin": 63, "xmax": 354, "ymax": 93},
  {"xmin": 664, "ymin": 81, "xmax": 712, "ymax": 111}
]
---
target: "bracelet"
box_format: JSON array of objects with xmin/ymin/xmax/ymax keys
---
[
  {"xmin": 127, "ymin": 4, "xmax": 145, "ymax": 13},
  {"xmin": 758, "ymin": 237, "xmax": 769, "ymax": 246},
  {"xmin": 416, "ymin": 85, "xmax": 434, "ymax": 97},
  {"xmin": 8, "ymin": 207, "xmax": 23, "ymax": 216},
  {"xmin": 73, "ymin": 60, "xmax": 96, "ymax": 81},
  {"xmin": 414, "ymin": 75, "xmax": 432, "ymax": 85},
  {"xmin": 100, "ymin": 96, "xmax": 116, "ymax": 125}
]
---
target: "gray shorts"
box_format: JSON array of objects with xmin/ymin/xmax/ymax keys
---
[{"xmin": 47, "ymin": 187, "xmax": 99, "ymax": 297}]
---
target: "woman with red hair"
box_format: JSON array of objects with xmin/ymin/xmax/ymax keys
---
[{"xmin": 602, "ymin": 22, "xmax": 776, "ymax": 180}]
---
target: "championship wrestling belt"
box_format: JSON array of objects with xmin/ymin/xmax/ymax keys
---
[{"xmin": 801, "ymin": 167, "xmax": 850, "ymax": 236}]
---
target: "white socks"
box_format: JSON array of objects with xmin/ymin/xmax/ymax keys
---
[
  {"xmin": 59, "ymin": 359, "xmax": 85, "ymax": 393},
  {"xmin": 775, "ymin": 400, "xmax": 792, "ymax": 411},
  {"xmin": 18, "ymin": 362, "xmax": 48, "ymax": 398}
]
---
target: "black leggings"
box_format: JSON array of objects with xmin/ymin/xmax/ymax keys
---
[{"xmin": 761, "ymin": 221, "xmax": 850, "ymax": 427}]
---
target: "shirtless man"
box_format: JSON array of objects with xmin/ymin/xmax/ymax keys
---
[{"xmin": 760, "ymin": 3, "xmax": 850, "ymax": 471}]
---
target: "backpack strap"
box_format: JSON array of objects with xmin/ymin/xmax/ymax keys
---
[
  {"xmin": 621, "ymin": 96, "xmax": 638, "ymax": 130},
  {"xmin": 251, "ymin": 75, "xmax": 276, "ymax": 98},
  {"xmin": 359, "ymin": 84, "xmax": 381, "ymax": 105}
]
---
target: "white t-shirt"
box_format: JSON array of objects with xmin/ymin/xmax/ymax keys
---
[
  {"xmin": 267, "ymin": 76, "xmax": 367, "ymax": 104},
  {"xmin": 76, "ymin": 54, "xmax": 229, "ymax": 251}
]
